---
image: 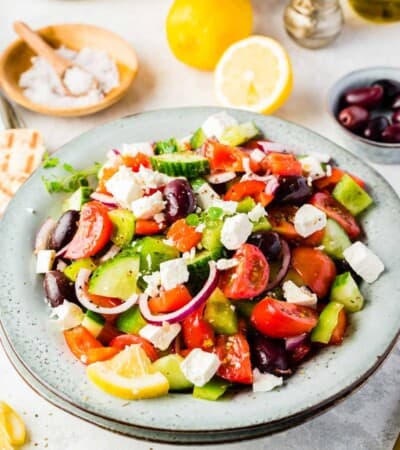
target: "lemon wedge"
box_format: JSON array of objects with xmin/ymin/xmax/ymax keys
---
[
  {"xmin": 87, "ymin": 345, "xmax": 169, "ymax": 400},
  {"xmin": 214, "ymin": 35, "xmax": 293, "ymax": 114},
  {"xmin": 0, "ymin": 402, "xmax": 26, "ymax": 447}
]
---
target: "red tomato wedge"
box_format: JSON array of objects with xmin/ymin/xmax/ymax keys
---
[
  {"xmin": 219, "ymin": 244, "xmax": 270, "ymax": 300},
  {"xmin": 65, "ymin": 201, "xmax": 113, "ymax": 259},
  {"xmin": 148, "ymin": 285, "xmax": 192, "ymax": 314},
  {"xmin": 291, "ymin": 247, "xmax": 337, "ymax": 298},
  {"xmin": 251, "ymin": 297, "xmax": 319, "ymax": 338},
  {"xmin": 314, "ymin": 168, "xmax": 365, "ymax": 190},
  {"xmin": 64, "ymin": 325, "xmax": 103, "ymax": 362},
  {"xmin": 264, "ymin": 152, "xmax": 302, "ymax": 176},
  {"xmin": 110, "ymin": 334, "xmax": 159, "ymax": 361},
  {"xmin": 203, "ymin": 140, "xmax": 245, "ymax": 172},
  {"xmin": 182, "ymin": 304, "xmax": 215, "ymax": 350},
  {"xmin": 85, "ymin": 347, "xmax": 120, "ymax": 364},
  {"xmin": 310, "ymin": 192, "xmax": 361, "ymax": 239},
  {"xmin": 329, "ymin": 308, "xmax": 347, "ymax": 345},
  {"xmin": 215, "ymin": 333, "xmax": 253, "ymax": 384},
  {"xmin": 135, "ymin": 219, "xmax": 166, "ymax": 235},
  {"xmin": 166, "ymin": 219, "xmax": 202, "ymax": 252}
]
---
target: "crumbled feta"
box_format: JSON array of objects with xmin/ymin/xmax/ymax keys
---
[
  {"xmin": 36, "ymin": 250, "xmax": 56, "ymax": 274},
  {"xmin": 325, "ymin": 164, "xmax": 332, "ymax": 177},
  {"xmin": 122, "ymin": 142, "xmax": 154, "ymax": 157},
  {"xmin": 134, "ymin": 166, "xmax": 170, "ymax": 190},
  {"xmin": 180, "ymin": 348, "xmax": 221, "ymax": 387},
  {"xmin": 212, "ymin": 199, "xmax": 238, "ymax": 215},
  {"xmin": 250, "ymin": 149, "xmax": 266, "ymax": 163},
  {"xmin": 139, "ymin": 323, "xmax": 181, "ymax": 351},
  {"xmin": 206, "ymin": 171, "xmax": 236, "ymax": 184},
  {"xmin": 282, "ymin": 280, "xmax": 318, "ymax": 307},
  {"xmin": 182, "ymin": 247, "xmax": 196, "ymax": 261},
  {"xmin": 196, "ymin": 183, "xmax": 220, "ymax": 210},
  {"xmin": 343, "ymin": 241, "xmax": 384, "ymax": 283},
  {"xmin": 300, "ymin": 156, "xmax": 325, "ymax": 180},
  {"xmin": 162, "ymin": 238, "xmax": 175, "ymax": 247},
  {"xmin": 195, "ymin": 223, "xmax": 206, "ymax": 233},
  {"xmin": 143, "ymin": 271, "xmax": 162, "ymax": 297},
  {"xmin": 160, "ymin": 258, "xmax": 189, "ymax": 290},
  {"xmin": 248, "ymin": 204, "xmax": 267, "ymax": 222},
  {"xmin": 131, "ymin": 191, "xmax": 165, "ymax": 219},
  {"xmin": 252, "ymin": 369, "xmax": 283, "ymax": 393},
  {"xmin": 294, "ymin": 204, "xmax": 327, "ymax": 238},
  {"xmin": 201, "ymin": 112, "xmax": 238, "ymax": 139},
  {"xmin": 216, "ymin": 258, "xmax": 239, "ymax": 271},
  {"xmin": 105, "ymin": 165, "xmax": 143, "ymax": 208},
  {"xmin": 154, "ymin": 213, "xmax": 165, "ymax": 224},
  {"xmin": 221, "ymin": 214, "xmax": 253, "ymax": 250},
  {"xmin": 51, "ymin": 301, "xmax": 84, "ymax": 330}
]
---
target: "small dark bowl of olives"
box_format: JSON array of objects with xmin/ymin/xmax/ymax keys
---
[{"xmin": 327, "ymin": 67, "xmax": 400, "ymax": 164}]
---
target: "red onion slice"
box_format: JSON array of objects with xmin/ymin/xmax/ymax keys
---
[
  {"xmin": 56, "ymin": 244, "xmax": 70, "ymax": 258},
  {"xmin": 75, "ymin": 268, "xmax": 140, "ymax": 315},
  {"xmin": 285, "ymin": 333, "xmax": 307, "ymax": 351},
  {"xmin": 139, "ymin": 261, "xmax": 219, "ymax": 325},
  {"xmin": 35, "ymin": 217, "xmax": 56, "ymax": 253},
  {"xmin": 98, "ymin": 245, "xmax": 121, "ymax": 263},
  {"xmin": 90, "ymin": 192, "xmax": 118, "ymax": 207},
  {"xmin": 266, "ymin": 240, "xmax": 291, "ymax": 291},
  {"xmin": 257, "ymin": 141, "xmax": 288, "ymax": 153},
  {"xmin": 265, "ymin": 176, "xmax": 279, "ymax": 195},
  {"xmin": 206, "ymin": 171, "xmax": 236, "ymax": 184},
  {"xmin": 56, "ymin": 260, "xmax": 68, "ymax": 271}
]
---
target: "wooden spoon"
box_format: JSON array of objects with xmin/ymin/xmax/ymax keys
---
[{"xmin": 13, "ymin": 21, "xmax": 98, "ymax": 96}]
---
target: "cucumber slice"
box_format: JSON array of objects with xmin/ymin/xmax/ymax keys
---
[
  {"xmin": 311, "ymin": 302, "xmax": 344, "ymax": 344},
  {"xmin": 192, "ymin": 378, "xmax": 230, "ymax": 401},
  {"xmin": 82, "ymin": 310, "xmax": 105, "ymax": 338},
  {"xmin": 201, "ymin": 220, "xmax": 223, "ymax": 256},
  {"xmin": 116, "ymin": 305, "xmax": 147, "ymax": 334},
  {"xmin": 88, "ymin": 252, "xmax": 140, "ymax": 300},
  {"xmin": 204, "ymin": 288, "xmax": 238, "ymax": 335},
  {"xmin": 322, "ymin": 219, "xmax": 351, "ymax": 260},
  {"xmin": 108, "ymin": 209, "xmax": 135, "ymax": 248},
  {"xmin": 187, "ymin": 250, "xmax": 215, "ymax": 293},
  {"xmin": 190, "ymin": 128, "xmax": 207, "ymax": 149},
  {"xmin": 151, "ymin": 152, "xmax": 210, "ymax": 178},
  {"xmin": 330, "ymin": 271, "xmax": 364, "ymax": 312},
  {"xmin": 137, "ymin": 236, "xmax": 179, "ymax": 275},
  {"xmin": 332, "ymin": 174, "xmax": 373, "ymax": 216},
  {"xmin": 62, "ymin": 186, "xmax": 92, "ymax": 212},
  {"xmin": 152, "ymin": 354, "xmax": 193, "ymax": 391},
  {"xmin": 64, "ymin": 258, "xmax": 97, "ymax": 282},
  {"xmin": 252, "ymin": 216, "xmax": 272, "ymax": 233},
  {"xmin": 219, "ymin": 122, "xmax": 260, "ymax": 146}
]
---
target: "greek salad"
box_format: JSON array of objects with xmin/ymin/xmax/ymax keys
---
[{"xmin": 35, "ymin": 112, "xmax": 384, "ymax": 401}]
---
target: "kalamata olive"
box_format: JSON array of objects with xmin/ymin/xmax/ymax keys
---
[
  {"xmin": 393, "ymin": 95, "xmax": 400, "ymax": 110},
  {"xmin": 344, "ymin": 85, "xmax": 383, "ymax": 109},
  {"xmin": 250, "ymin": 333, "xmax": 291, "ymax": 376},
  {"xmin": 381, "ymin": 124, "xmax": 400, "ymax": 143},
  {"xmin": 48, "ymin": 210, "xmax": 80, "ymax": 251},
  {"xmin": 247, "ymin": 231, "xmax": 282, "ymax": 262},
  {"xmin": 163, "ymin": 179, "xmax": 196, "ymax": 223},
  {"xmin": 338, "ymin": 106, "xmax": 369, "ymax": 132},
  {"xmin": 274, "ymin": 176, "xmax": 312, "ymax": 205},
  {"xmin": 43, "ymin": 270, "xmax": 78, "ymax": 307},
  {"xmin": 371, "ymin": 79, "xmax": 400, "ymax": 106},
  {"xmin": 392, "ymin": 109, "xmax": 400, "ymax": 124},
  {"xmin": 363, "ymin": 116, "xmax": 389, "ymax": 141}
]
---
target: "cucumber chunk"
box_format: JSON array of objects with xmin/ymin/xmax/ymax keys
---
[
  {"xmin": 204, "ymin": 288, "xmax": 238, "ymax": 335},
  {"xmin": 152, "ymin": 354, "xmax": 193, "ymax": 391},
  {"xmin": 151, "ymin": 152, "xmax": 210, "ymax": 178},
  {"xmin": 332, "ymin": 174, "xmax": 373, "ymax": 216},
  {"xmin": 252, "ymin": 216, "xmax": 272, "ymax": 233},
  {"xmin": 322, "ymin": 219, "xmax": 351, "ymax": 260},
  {"xmin": 187, "ymin": 251, "xmax": 215, "ymax": 294},
  {"xmin": 154, "ymin": 137, "xmax": 179, "ymax": 155},
  {"xmin": 236, "ymin": 196, "xmax": 256, "ymax": 213},
  {"xmin": 190, "ymin": 128, "xmax": 207, "ymax": 149},
  {"xmin": 201, "ymin": 220, "xmax": 223, "ymax": 256},
  {"xmin": 62, "ymin": 186, "xmax": 92, "ymax": 212},
  {"xmin": 192, "ymin": 378, "xmax": 230, "ymax": 401},
  {"xmin": 311, "ymin": 302, "xmax": 344, "ymax": 344},
  {"xmin": 88, "ymin": 252, "xmax": 140, "ymax": 300},
  {"xmin": 108, "ymin": 209, "xmax": 135, "ymax": 248},
  {"xmin": 116, "ymin": 305, "xmax": 147, "ymax": 334},
  {"xmin": 82, "ymin": 310, "xmax": 105, "ymax": 338},
  {"xmin": 64, "ymin": 258, "xmax": 97, "ymax": 282},
  {"xmin": 136, "ymin": 236, "xmax": 179, "ymax": 275},
  {"xmin": 219, "ymin": 122, "xmax": 260, "ymax": 147},
  {"xmin": 330, "ymin": 271, "xmax": 364, "ymax": 312}
]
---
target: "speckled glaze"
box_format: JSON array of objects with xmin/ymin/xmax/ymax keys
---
[
  {"xmin": 327, "ymin": 66, "xmax": 400, "ymax": 164},
  {"xmin": 0, "ymin": 107, "xmax": 399, "ymax": 444}
]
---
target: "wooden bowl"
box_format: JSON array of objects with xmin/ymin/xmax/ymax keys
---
[{"xmin": 0, "ymin": 24, "xmax": 138, "ymax": 117}]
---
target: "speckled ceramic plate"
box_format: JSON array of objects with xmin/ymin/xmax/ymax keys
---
[{"xmin": 1, "ymin": 107, "xmax": 399, "ymax": 444}]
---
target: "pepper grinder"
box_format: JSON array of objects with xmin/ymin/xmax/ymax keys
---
[{"xmin": 284, "ymin": 0, "xmax": 344, "ymax": 49}]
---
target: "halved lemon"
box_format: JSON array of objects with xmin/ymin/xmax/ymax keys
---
[
  {"xmin": 214, "ymin": 35, "xmax": 293, "ymax": 114},
  {"xmin": 0, "ymin": 402, "xmax": 26, "ymax": 447},
  {"xmin": 87, "ymin": 345, "xmax": 169, "ymax": 400}
]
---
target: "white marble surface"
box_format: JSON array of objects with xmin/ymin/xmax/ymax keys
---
[{"xmin": 0, "ymin": 0, "xmax": 399, "ymax": 449}]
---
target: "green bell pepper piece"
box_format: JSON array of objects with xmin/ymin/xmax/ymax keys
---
[
  {"xmin": 311, "ymin": 302, "xmax": 344, "ymax": 344},
  {"xmin": 204, "ymin": 288, "xmax": 238, "ymax": 335},
  {"xmin": 193, "ymin": 378, "xmax": 231, "ymax": 401}
]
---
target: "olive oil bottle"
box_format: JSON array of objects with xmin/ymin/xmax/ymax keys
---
[{"xmin": 349, "ymin": 0, "xmax": 400, "ymax": 22}]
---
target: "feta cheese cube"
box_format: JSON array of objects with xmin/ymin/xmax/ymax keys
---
[
  {"xmin": 36, "ymin": 250, "xmax": 56, "ymax": 274},
  {"xmin": 206, "ymin": 171, "xmax": 236, "ymax": 184},
  {"xmin": 248, "ymin": 204, "xmax": 267, "ymax": 222},
  {"xmin": 250, "ymin": 149, "xmax": 266, "ymax": 163},
  {"xmin": 221, "ymin": 214, "xmax": 253, "ymax": 250},
  {"xmin": 343, "ymin": 241, "xmax": 384, "ymax": 283},
  {"xmin": 180, "ymin": 348, "xmax": 221, "ymax": 387},
  {"xmin": 139, "ymin": 323, "xmax": 181, "ymax": 351},
  {"xmin": 122, "ymin": 142, "xmax": 154, "ymax": 157},
  {"xmin": 201, "ymin": 112, "xmax": 238, "ymax": 139},
  {"xmin": 134, "ymin": 166, "xmax": 170, "ymax": 190},
  {"xmin": 300, "ymin": 156, "xmax": 325, "ymax": 180},
  {"xmin": 143, "ymin": 271, "xmax": 161, "ymax": 297},
  {"xmin": 195, "ymin": 183, "xmax": 220, "ymax": 210},
  {"xmin": 160, "ymin": 258, "xmax": 189, "ymax": 290},
  {"xmin": 51, "ymin": 301, "xmax": 84, "ymax": 330},
  {"xmin": 216, "ymin": 258, "xmax": 239, "ymax": 270},
  {"xmin": 252, "ymin": 369, "xmax": 283, "ymax": 393},
  {"xmin": 282, "ymin": 280, "xmax": 318, "ymax": 306},
  {"xmin": 195, "ymin": 223, "xmax": 206, "ymax": 233},
  {"xmin": 131, "ymin": 191, "xmax": 165, "ymax": 219},
  {"xmin": 105, "ymin": 165, "xmax": 143, "ymax": 208},
  {"xmin": 294, "ymin": 204, "xmax": 327, "ymax": 238},
  {"xmin": 212, "ymin": 199, "xmax": 238, "ymax": 215}
]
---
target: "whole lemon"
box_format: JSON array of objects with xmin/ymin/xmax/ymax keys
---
[{"xmin": 166, "ymin": 0, "xmax": 253, "ymax": 70}]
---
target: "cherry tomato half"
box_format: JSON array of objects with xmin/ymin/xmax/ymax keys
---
[
  {"xmin": 64, "ymin": 325, "xmax": 103, "ymax": 361},
  {"xmin": 182, "ymin": 304, "xmax": 215, "ymax": 350},
  {"xmin": 203, "ymin": 140, "xmax": 245, "ymax": 172}
]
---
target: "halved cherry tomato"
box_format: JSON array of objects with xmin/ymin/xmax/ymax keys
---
[
  {"xmin": 225, "ymin": 180, "xmax": 266, "ymax": 202},
  {"xmin": 292, "ymin": 247, "xmax": 336, "ymax": 298},
  {"xmin": 251, "ymin": 297, "xmax": 319, "ymax": 338},
  {"xmin": 310, "ymin": 192, "xmax": 361, "ymax": 239},
  {"xmin": 65, "ymin": 201, "xmax": 113, "ymax": 259},
  {"xmin": 64, "ymin": 325, "xmax": 102, "ymax": 361},
  {"xmin": 85, "ymin": 347, "xmax": 120, "ymax": 364},
  {"xmin": 219, "ymin": 244, "xmax": 270, "ymax": 300},
  {"xmin": 166, "ymin": 218, "xmax": 202, "ymax": 252},
  {"xmin": 214, "ymin": 333, "xmax": 253, "ymax": 384},
  {"xmin": 122, "ymin": 153, "xmax": 151, "ymax": 172},
  {"xmin": 110, "ymin": 334, "xmax": 159, "ymax": 361},
  {"xmin": 329, "ymin": 308, "xmax": 347, "ymax": 345},
  {"xmin": 135, "ymin": 219, "xmax": 166, "ymax": 235},
  {"xmin": 203, "ymin": 140, "xmax": 245, "ymax": 172},
  {"xmin": 148, "ymin": 285, "xmax": 192, "ymax": 314},
  {"xmin": 314, "ymin": 168, "xmax": 365, "ymax": 191},
  {"xmin": 264, "ymin": 152, "xmax": 302, "ymax": 176},
  {"xmin": 182, "ymin": 304, "xmax": 215, "ymax": 350}
]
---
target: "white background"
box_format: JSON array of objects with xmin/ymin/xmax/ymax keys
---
[{"xmin": 0, "ymin": 1, "xmax": 399, "ymax": 449}]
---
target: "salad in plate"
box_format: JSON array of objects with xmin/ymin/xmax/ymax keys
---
[{"xmin": 35, "ymin": 112, "xmax": 384, "ymax": 401}]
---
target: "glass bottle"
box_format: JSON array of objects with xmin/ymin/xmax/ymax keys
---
[
  {"xmin": 284, "ymin": 0, "xmax": 344, "ymax": 49},
  {"xmin": 349, "ymin": 0, "xmax": 400, "ymax": 22}
]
